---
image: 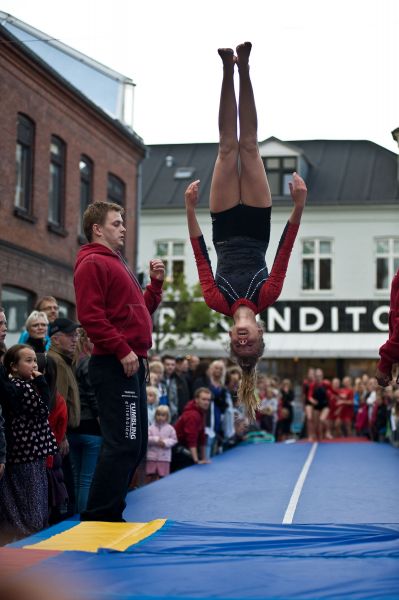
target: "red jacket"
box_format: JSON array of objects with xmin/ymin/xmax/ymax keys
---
[
  {"xmin": 74, "ymin": 243, "xmax": 163, "ymax": 359},
  {"xmin": 174, "ymin": 399, "xmax": 206, "ymax": 449},
  {"xmin": 378, "ymin": 269, "xmax": 399, "ymax": 376},
  {"xmin": 47, "ymin": 391, "xmax": 68, "ymax": 469}
]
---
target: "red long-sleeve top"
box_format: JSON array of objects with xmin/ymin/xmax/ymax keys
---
[
  {"xmin": 74, "ymin": 243, "xmax": 163, "ymax": 359},
  {"xmin": 190, "ymin": 222, "xmax": 299, "ymax": 316}
]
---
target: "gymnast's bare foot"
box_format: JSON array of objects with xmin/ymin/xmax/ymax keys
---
[
  {"xmin": 218, "ymin": 47, "xmax": 236, "ymax": 68},
  {"xmin": 236, "ymin": 42, "xmax": 252, "ymax": 68}
]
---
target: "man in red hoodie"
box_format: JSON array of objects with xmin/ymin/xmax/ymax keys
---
[
  {"xmin": 74, "ymin": 201, "xmax": 164, "ymax": 521},
  {"xmin": 172, "ymin": 387, "xmax": 211, "ymax": 471},
  {"xmin": 376, "ymin": 268, "xmax": 399, "ymax": 387}
]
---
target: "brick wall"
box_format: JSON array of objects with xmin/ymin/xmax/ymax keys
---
[{"xmin": 0, "ymin": 30, "xmax": 146, "ymax": 308}]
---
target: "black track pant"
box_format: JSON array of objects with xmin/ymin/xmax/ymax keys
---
[{"xmin": 81, "ymin": 355, "xmax": 148, "ymax": 521}]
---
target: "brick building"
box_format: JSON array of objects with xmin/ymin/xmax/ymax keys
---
[{"xmin": 0, "ymin": 14, "xmax": 146, "ymax": 343}]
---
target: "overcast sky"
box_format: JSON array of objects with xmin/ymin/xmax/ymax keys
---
[{"xmin": 1, "ymin": 0, "xmax": 399, "ymax": 152}]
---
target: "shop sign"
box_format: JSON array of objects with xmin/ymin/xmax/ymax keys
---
[{"xmin": 261, "ymin": 300, "xmax": 389, "ymax": 333}]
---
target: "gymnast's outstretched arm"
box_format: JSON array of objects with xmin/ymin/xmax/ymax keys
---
[{"xmin": 185, "ymin": 179, "xmax": 202, "ymax": 238}]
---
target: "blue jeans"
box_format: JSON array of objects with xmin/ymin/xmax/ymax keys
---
[{"xmin": 68, "ymin": 433, "xmax": 102, "ymax": 514}]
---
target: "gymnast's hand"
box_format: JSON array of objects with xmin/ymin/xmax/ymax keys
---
[
  {"xmin": 375, "ymin": 367, "xmax": 391, "ymax": 388},
  {"xmin": 185, "ymin": 180, "xmax": 200, "ymax": 210},
  {"xmin": 289, "ymin": 172, "xmax": 307, "ymax": 209}
]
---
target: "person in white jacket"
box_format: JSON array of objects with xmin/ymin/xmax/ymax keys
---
[{"xmin": 146, "ymin": 406, "xmax": 177, "ymax": 483}]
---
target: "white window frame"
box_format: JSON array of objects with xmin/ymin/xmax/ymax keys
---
[
  {"xmin": 155, "ymin": 239, "xmax": 185, "ymax": 283},
  {"xmin": 301, "ymin": 238, "xmax": 333, "ymax": 293},
  {"xmin": 374, "ymin": 237, "xmax": 399, "ymax": 292}
]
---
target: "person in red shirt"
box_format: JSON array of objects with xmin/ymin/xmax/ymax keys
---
[
  {"xmin": 172, "ymin": 387, "xmax": 211, "ymax": 471},
  {"xmin": 336, "ymin": 376, "xmax": 354, "ymax": 437},
  {"xmin": 376, "ymin": 268, "xmax": 399, "ymax": 387},
  {"xmin": 74, "ymin": 201, "xmax": 165, "ymax": 522},
  {"xmin": 184, "ymin": 42, "xmax": 306, "ymax": 420}
]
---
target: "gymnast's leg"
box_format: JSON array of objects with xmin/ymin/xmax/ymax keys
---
[
  {"xmin": 209, "ymin": 48, "xmax": 240, "ymax": 214},
  {"xmin": 236, "ymin": 42, "xmax": 272, "ymax": 208}
]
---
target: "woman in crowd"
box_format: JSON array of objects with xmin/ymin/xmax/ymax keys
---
[
  {"xmin": 185, "ymin": 42, "xmax": 306, "ymax": 418},
  {"xmin": 275, "ymin": 378, "xmax": 295, "ymax": 441},
  {"xmin": 24, "ymin": 311, "xmax": 49, "ymax": 353}
]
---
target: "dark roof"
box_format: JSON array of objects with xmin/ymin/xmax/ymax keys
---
[
  {"xmin": 142, "ymin": 139, "xmax": 399, "ymax": 209},
  {"xmin": 0, "ymin": 24, "xmax": 146, "ymax": 154}
]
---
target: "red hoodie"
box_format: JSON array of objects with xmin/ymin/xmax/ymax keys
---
[
  {"xmin": 74, "ymin": 243, "xmax": 163, "ymax": 359},
  {"xmin": 378, "ymin": 268, "xmax": 399, "ymax": 376},
  {"xmin": 174, "ymin": 399, "xmax": 206, "ymax": 449}
]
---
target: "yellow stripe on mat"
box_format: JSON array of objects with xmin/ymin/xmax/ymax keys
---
[{"xmin": 24, "ymin": 519, "xmax": 166, "ymax": 553}]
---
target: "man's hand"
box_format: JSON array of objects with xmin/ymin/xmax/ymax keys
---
[
  {"xmin": 185, "ymin": 180, "xmax": 200, "ymax": 210},
  {"xmin": 121, "ymin": 351, "xmax": 139, "ymax": 377},
  {"xmin": 0, "ymin": 463, "xmax": 5, "ymax": 480},
  {"xmin": 149, "ymin": 259, "xmax": 165, "ymax": 281},
  {"xmin": 289, "ymin": 172, "xmax": 307, "ymax": 209},
  {"xmin": 376, "ymin": 367, "xmax": 391, "ymax": 387}
]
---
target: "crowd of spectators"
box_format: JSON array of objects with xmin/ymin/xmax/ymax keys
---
[
  {"xmin": 302, "ymin": 367, "xmax": 399, "ymax": 444},
  {"xmin": 0, "ymin": 298, "xmax": 398, "ymax": 544}
]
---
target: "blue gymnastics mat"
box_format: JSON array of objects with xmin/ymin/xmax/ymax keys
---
[{"xmin": 2, "ymin": 442, "xmax": 399, "ymax": 599}]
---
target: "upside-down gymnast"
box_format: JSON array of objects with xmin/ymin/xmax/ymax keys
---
[{"xmin": 184, "ymin": 42, "xmax": 307, "ymax": 418}]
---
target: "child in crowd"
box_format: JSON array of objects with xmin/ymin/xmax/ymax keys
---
[
  {"xmin": 258, "ymin": 386, "xmax": 279, "ymax": 435},
  {"xmin": 146, "ymin": 405, "xmax": 177, "ymax": 483},
  {"xmin": 146, "ymin": 385, "xmax": 160, "ymax": 426},
  {"xmin": 0, "ymin": 345, "xmax": 58, "ymax": 541},
  {"xmin": 148, "ymin": 361, "xmax": 168, "ymax": 405}
]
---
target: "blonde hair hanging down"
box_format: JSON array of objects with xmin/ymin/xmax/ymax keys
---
[
  {"xmin": 230, "ymin": 321, "xmax": 265, "ymax": 420},
  {"xmin": 236, "ymin": 356, "xmax": 259, "ymax": 421}
]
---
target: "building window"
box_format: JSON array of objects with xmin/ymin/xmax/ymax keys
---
[
  {"xmin": 48, "ymin": 136, "xmax": 66, "ymax": 227},
  {"xmin": 107, "ymin": 173, "xmax": 125, "ymax": 206},
  {"xmin": 302, "ymin": 239, "xmax": 332, "ymax": 291},
  {"xmin": 79, "ymin": 156, "xmax": 93, "ymax": 234},
  {"xmin": 264, "ymin": 157, "xmax": 297, "ymax": 196},
  {"xmin": 15, "ymin": 114, "xmax": 35, "ymax": 214},
  {"xmin": 58, "ymin": 299, "xmax": 75, "ymax": 319},
  {"xmin": 1, "ymin": 286, "xmax": 34, "ymax": 335},
  {"xmin": 155, "ymin": 240, "xmax": 185, "ymax": 283},
  {"xmin": 375, "ymin": 238, "xmax": 399, "ymax": 290}
]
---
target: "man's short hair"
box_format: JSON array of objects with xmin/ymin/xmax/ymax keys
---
[
  {"xmin": 194, "ymin": 387, "xmax": 212, "ymax": 399},
  {"xmin": 161, "ymin": 354, "xmax": 176, "ymax": 363},
  {"xmin": 35, "ymin": 296, "xmax": 57, "ymax": 311},
  {"xmin": 82, "ymin": 201, "xmax": 124, "ymax": 242}
]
